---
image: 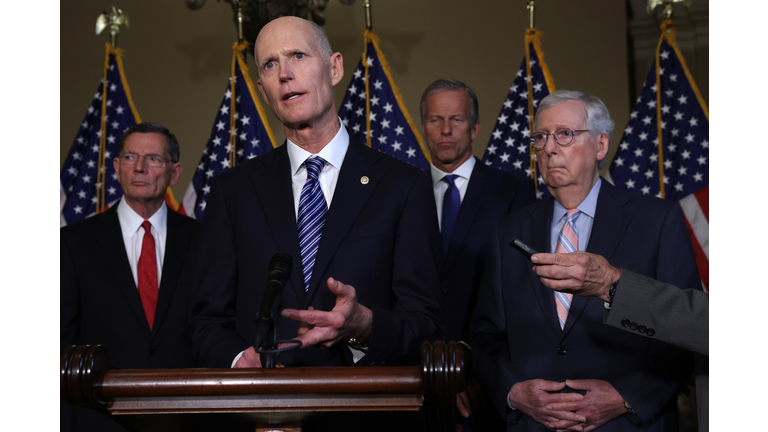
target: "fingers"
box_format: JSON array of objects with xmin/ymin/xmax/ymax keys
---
[
  {"xmin": 546, "ymin": 419, "xmax": 583, "ymax": 431},
  {"xmin": 282, "ymin": 307, "xmax": 345, "ymax": 329},
  {"xmin": 296, "ymin": 306, "xmax": 315, "ymax": 336},
  {"xmin": 327, "ymin": 277, "xmax": 356, "ymax": 299},
  {"xmin": 456, "ymin": 392, "xmax": 471, "ymax": 418},
  {"xmin": 539, "ymin": 274, "xmax": 580, "ymax": 293},
  {"xmin": 535, "ymin": 379, "xmax": 568, "ymax": 392},
  {"xmin": 542, "ymin": 392, "xmax": 584, "ymax": 405},
  {"xmin": 565, "ymin": 379, "xmax": 597, "ymax": 391},
  {"xmin": 546, "ymin": 401, "xmax": 582, "ymax": 412},
  {"xmin": 291, "ymin": 325, "xmax": 339, "ymax": 349},
  {"xmin": 531, "ymin": 253, "xmax": 568, "ymax": 265},
  {"xmin": 543, "ymin": 409, "xmax": 586, "ymax": 424}
]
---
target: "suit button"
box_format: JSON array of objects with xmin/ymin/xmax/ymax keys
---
[
  {"xmin": 557, "ymin": 346, "xmax": 567, "ymax": 355},
  {"xmin": 621, "ymin": 319, "xmax": 630, "ymax": 327},
  {"xmin": 646, "ymin": 328, "xmax": 656, "ymax": 337},
  {"xmin": 638, "ymin": 325, "xmax": 647, "ymax": 333},
  {"xmin": 629, "ymin": 322, "xmax": 638, "ymax": 330},
  {"xmin": 149, "ymin": 349, "xmax": 156, "ymax": 355}
]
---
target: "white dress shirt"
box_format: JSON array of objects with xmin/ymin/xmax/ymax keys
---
[
  {"xmin": 430, "ymin": 156, "xmax": 475, "ymax": 230},
  {"xmin": 116, "ymin": 198, "xmax": 168, "ymax": 287},
  {"xmin": 286, "ymin": 123, "xmax": 349, "ymax": 218}
]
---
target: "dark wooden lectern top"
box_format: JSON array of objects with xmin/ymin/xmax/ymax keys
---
[{"xmin": 61, "ymin": 341, "xmax": 465, "ymax": 432}]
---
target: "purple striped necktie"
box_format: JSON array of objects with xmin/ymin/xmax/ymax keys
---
[
  {"xmin": 297, "ymin": 157, "xmax": 327, "ymax": 293},
  {"xmin": 554, "ymin": 209, "xmax": 581, "ymax": 329}
]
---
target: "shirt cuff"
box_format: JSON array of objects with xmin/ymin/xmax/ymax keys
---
[
  {"xmin": 348, "ymin": 345, "xmax": 367, "ymax": 363},
  {"xmin": 231, "ymin": 350, "xmax": 245, "ymax": 368}
]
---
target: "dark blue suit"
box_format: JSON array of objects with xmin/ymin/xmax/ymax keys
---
[
  {"xmin": 423, "ymin": 158, "xmax": 536, "ymax": 344},
  {"xmin": 471, "ymin": 180, "xmax": 700, "ymax": 431},
  {"xmin": 190, "ymin": 138, "xmax": 444, "ymax": 369},
  {"xmin": 422, "ymin": 159, "xmax": 535, "ymax": 431}
]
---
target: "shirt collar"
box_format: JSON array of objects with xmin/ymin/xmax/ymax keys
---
[
  {"xmin": 553, "ymin": 177, "xmax": 602, "ymax": 221},
  {"xmin": 429, "ymin": 156, "xmax": 476, "ymax": 188},
  {"xmin": 116, "ymin": 197, "xmax": 168, "ymax": 238},
  {"xmin": 287, "ymin": 118, "xmax": 349, "ymax": 175}
]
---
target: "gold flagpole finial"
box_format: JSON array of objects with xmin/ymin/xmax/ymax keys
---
[
  {"xmin": 527, "ymin": 0, "xmax": 535, "ymax": 29},
  {"xmin": 364, "ymin": 0, "xmax": 372, "ymax": 31},
  {"xmin": 232, "ymin": 0, "xmax": 246, "ymax": 42},
  {"xmin": 96, "ymin": 6, "xmax": 129, "ymax": 47},
  {"xmin": 647, "ymin": 0, "xmax": 690, "ymax": 19}
]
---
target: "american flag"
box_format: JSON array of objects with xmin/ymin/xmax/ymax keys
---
[
  {"xmin": 608, "ymin": 21, "xmax": 709, "ymax": 289},
  {"xmin": 338, "ymin": 29, "xmax": 430, "ymax": 169},
  {"xmin": 60, "ymin": 43, "xmax": 146, "ymax": 227},
  {"xmin": 179, "ymin": 42, "xmax": 276, "ymax": 220},
  {"xmin": 481, "ymin": 29, "xmax": 555, "ymax": 200}
]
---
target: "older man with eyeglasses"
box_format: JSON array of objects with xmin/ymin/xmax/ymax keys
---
[
  {"xmin": 470, "ymin": 90, "xmax": 701, "ymax": 431},
  {"xmin": 61, "ymin": 122, "xmax": 202, "ymax": 432}
]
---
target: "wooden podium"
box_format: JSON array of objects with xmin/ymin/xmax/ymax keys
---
[{"xmin": 61, "ymin": 341, "xmax": 465, "ymax": 432}]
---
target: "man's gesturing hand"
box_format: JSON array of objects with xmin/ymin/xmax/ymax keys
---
[
  {"xmin": 281, "ymin": 277, "xmax": 373, "ymax": 349},
  {"xmin": 545, "ymin": 379, "xmax": 627, "ymax": 432},
  {"xmin": 531, "ymin": 252, "xmax": 620, "ymax": 302},
  {"xmin": 508, "ymin": 379, "xmax": 586, "ymax": 431}
]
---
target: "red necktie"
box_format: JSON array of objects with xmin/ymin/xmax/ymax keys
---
[{"xmin": 137, "ymin": 220, "xmax": 159, "ymax": 330}]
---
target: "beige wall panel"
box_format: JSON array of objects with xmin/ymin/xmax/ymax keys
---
[{"xmin": 62, "ymin": 1, "xmax": 632, "ymax": 198}]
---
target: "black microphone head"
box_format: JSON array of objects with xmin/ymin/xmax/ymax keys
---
[{"xmin": 267, "ymin": 252, "xmax": 293, "ymax": 284}]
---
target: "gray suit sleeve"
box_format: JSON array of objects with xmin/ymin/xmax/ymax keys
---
[{"xmin": 605, "ymin": 269, "xmax": 708, "ymax": 356}]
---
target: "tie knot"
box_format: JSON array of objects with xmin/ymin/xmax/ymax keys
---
[
  {"xmin": 442, "ymin": 174, "xmax": 459, "ymax": 188},
  {"xmin": 566, "ymin": 209, "xmax": 580, "ymax": 221},
  {"xmin": 304, "ymin": 157, "xmax": 326, "ymax": 179},
  {"xmin": 141, "ymin": 220, "xmax": 152, "ymax": 232}
]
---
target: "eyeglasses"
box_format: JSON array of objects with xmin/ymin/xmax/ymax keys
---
[
  {"xmin": 119, "ymin": 153, "xmax": 172, "ymax": 168},
  {"xmin": 530, "ymin": 128, "xmax": 590, "ymax": 149}
]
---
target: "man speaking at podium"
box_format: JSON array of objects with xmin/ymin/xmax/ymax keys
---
[{"xmin": 189, "ymin": 14, "xmax": 443, "ymax": 391}]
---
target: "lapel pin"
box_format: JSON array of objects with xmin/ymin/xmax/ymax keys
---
[{"xmin": 360, "ymin": 176, "xmax": 369, "ymax": 185}]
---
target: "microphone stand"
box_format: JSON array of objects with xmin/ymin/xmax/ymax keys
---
[{"xmin": 260, "ymin": 314, "xmax": 278, "ymax": 368}]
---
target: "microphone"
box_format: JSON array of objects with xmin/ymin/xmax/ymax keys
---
[{"xmin": 253, "ymin": 253, "xmax": 293, "ymax": 352}]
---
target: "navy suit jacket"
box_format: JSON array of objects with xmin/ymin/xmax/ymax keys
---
[
  {"xmin": 471, "ymin": 179, "xmax": 700, "ymax": 431},
  {"xmin": 190, "ymin": 138, "xmax": 444, "ymax": 368},
  {"xmin": 422, "ymin": 159, "xmax": 535, "ymax": 343},
  {"xmin": 61, "ymin": 202, "xmax": 201, "ymax": 432}
]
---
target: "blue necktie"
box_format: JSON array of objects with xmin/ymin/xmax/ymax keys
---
[
  {"xmin": 297, "ymin": 157, "xmax": 327, "ymax": 292},
  {"xmin": 441, "ymin": 174, "xmax": 461, "ymax": 255}
]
